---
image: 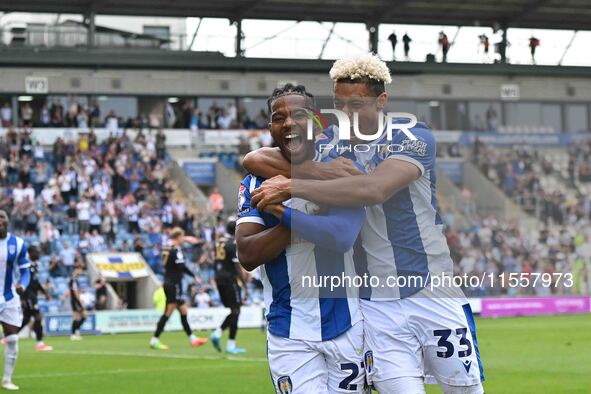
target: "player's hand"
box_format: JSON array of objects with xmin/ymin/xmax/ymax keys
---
[
  {"xmin": 251, "ymin": 175, "xmax": 291, "ymax": 211},
  {"xmin": 262, "ymin": 203, "xmax": 285, "ymax": 220},
  {"xmin": 194, "ymin": 276, "xmax": 202, "ymax": 285},
  {"xmin": 15, "ymin": 285, "xmax": 24, "ymax": 296},
  {"xmin": 321, "ymin": 157, "xmax": 363, "ymax": 179}
]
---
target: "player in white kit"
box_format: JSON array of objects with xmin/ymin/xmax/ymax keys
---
[
  {"xmin": 0, "ymin": 210, "xmax": 32, "ymax": 391},
  {"xmin": 245, "ymin": 55, "xmax": 485, "ymax": 394},
  {"xmin": 237, "ymin": 85, "xmax": 368, "ymax": 394}
]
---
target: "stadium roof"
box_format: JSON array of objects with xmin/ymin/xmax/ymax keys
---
[{"xmin": 1, "ymin": 0, "xmax": 591, "ymax": 31}]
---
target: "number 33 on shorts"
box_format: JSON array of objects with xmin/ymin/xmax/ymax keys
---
[{"xmin": 426, "ymin": 325, "xmax": 484, "ymax": 386}]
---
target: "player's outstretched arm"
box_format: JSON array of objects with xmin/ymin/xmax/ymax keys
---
[
  {"xmin": 236, "ymin": 223, "xmax": 290, "ymax": 272},
  {"xmin": 252, "ymin": 159, "xmax": 420, "ymax": 209},
  {"xmin": 243, "ymin": 147, "xmax": 290, "ymax": 178},
  {"xmin": 281, "ymin": 207, "xmax": 365, "ymax": 253},
  {"xmin": 243, "ymin": 147, "xmax": 362, "ymax": 180},
  {"xmin": 296, "ymin": 159, "xmax": 420, "ymax": 207}
]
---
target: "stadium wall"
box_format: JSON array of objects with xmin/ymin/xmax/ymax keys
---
[
  {"xmin": 4, "ymin": 67, "xmax": 591, "ymax": 101},
  {"xmin": 43, "ymin": 306, "xmax": 265, "ymax": 336}
]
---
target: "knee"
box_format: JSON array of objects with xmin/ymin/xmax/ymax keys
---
[
  {"xmin": 230, "ymin": 308, "xmax": 240, "ymax": 317},
  {"xmin": 439, "ymin": 382, "xmax": 484, "ymax": 394}
]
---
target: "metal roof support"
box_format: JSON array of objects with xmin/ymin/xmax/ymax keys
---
[
  {"xmin": 235, "ymin": 18, "xmax": 244, "ymax": 57},
  {"xmin": 447, "ymin": 26, "xmax": 461, "ymax": 56},
  {"xmin": 86, "ymin": 10, "xmax": 96, "ymax": 48},
  {"xmin": 500, "ymin": 24, "xmax": 508, "ymax": 63},
  {"xmin": 318, "ymin": 22, "xmax": 335, "ymax": 59},
  {"xmin": 187, "ymin": 18, "xmax": 202, "ymax": 51},
  {"xmin": 368, "ymin": 23, "xmax": 379, "ymax": 54},
  {"xmin": 558, "ymin": 30, "xmax": 577, "ymax": 66}
]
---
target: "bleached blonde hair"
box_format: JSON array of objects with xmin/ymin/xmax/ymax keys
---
[{"xmin": 329, "ymin": 53, "xmax": 392, "ymax": 84}]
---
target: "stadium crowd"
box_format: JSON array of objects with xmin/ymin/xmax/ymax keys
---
[
  {"xmin": 472, "ymin": 138, "xmax": 591, "ymax": 226},
  {"xmin": 443, "ymin": 209, "xmax": 589, "ymax": 297},
  {"xmin": 0, "ymin": 127, "xmax": 264, "ymax": 313},
  {"xmin": 455, "ymin": 139, "xmax": 591, "ymax": 296},
  {"xmin": 3, "ymin": 97, "xmax": 270, "ymax": 131}
]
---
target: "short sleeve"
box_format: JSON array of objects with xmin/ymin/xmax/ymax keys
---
[
  {"xmin": 384, "ymin": 126, "xmax": 436, "ymax": 176},
  {"xmin": 236, "ymin": 175, "xmax": 264, "ymax": 226}
]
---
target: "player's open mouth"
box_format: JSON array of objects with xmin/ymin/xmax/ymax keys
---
[{"xmin": 284, "ymin": 133, "xmax": 303, "ymax": 152}]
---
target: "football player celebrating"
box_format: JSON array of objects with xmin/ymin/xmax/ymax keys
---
[
  {"xmin": 0, "ymin": 210, "xmax": 32, "ymax": 391},
  {"xmin": 236, "ymin": 84, "xmax": 367, "ymax": 394},
  {"xmin": 245, "ymin": 54, "xmax": 485, "ymax": 394}
]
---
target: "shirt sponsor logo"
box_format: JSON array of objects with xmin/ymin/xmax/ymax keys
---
[{"xmin": 400, "ymin": 139, "xmax": 427, "ymax": 156}]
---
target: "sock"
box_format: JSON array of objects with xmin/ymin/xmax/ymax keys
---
[
  {"xmin": 3, "ymin": 335, "xmax": 18, "ymax": 383},
  {"xmin": 34, "ymin": 318, "xmax": 44, "ymax": 342},
  {"xmin": 71, "ymin": 320, "xmax": 78, "ymax": 334},
  {"xmin": 150, "ymin": 337, "xmax": 160, "ymax": 346},
  {"xmin": 213, "ymin": 328, "xmax": 222, "ymax": 338},
  {"xmin": 189, "ymin": 334, "xmax": 197, "ymax": 343},
  {"xmin": 154, "ymin": 315, "xmax": 169, "ymax": 338},
  {"xmin": 226, "ymin": 339, "xmax": 236, "ymax": 350},
  {"xmin": 180, "ymin": 314, "xmax": 192, "ymax": 337}
]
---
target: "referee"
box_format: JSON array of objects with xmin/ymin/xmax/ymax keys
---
[
  {"xmin": 150, "ymin": 227, "xmax": 207, "ymax": 350},
  {"xmin": 210, "ymin": 221, "xmax": 248, "ymax": 354}
]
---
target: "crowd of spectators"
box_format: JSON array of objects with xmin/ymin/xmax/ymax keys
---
[
  {"xmin": 1, "ymin": 98, "xmax": 271, "ymax": 132},
  {"xmin": 172, "ymin": 101, "xmax": 269, "ymax": 131},
  {"xmin": 453, "ymin": 138, "xmax": 591, "ymax": 295},
  {"xmin": 471, "ymin": 138, "xmax": 591, "ymax": 226},
  {"xmin": 0, "ymin": 126, "xmax": 267, "ymax": 312},
  {"xmin": 567, "ymin": 139, "xmax": 591, "ymax": 184},
  {"xmin": 442, "ymin": 209, "xmax": 590, "ymax": 297}
]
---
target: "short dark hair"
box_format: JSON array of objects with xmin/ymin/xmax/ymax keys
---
[
  {"xmin": 334, "ymin": 76, "xmax": 385, "ymax": 96},
  {"xmin": 267, "ymin": 83, "xmax": 315, "ymax": 112}
]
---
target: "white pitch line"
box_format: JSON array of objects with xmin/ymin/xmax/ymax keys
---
[
  {"xmin": 45, "ymin": 349, "xmax": 268, "ymax": 363},
  {"xmin": 16, "ymin": 364, "xmax": 223, "ymax": 379}
]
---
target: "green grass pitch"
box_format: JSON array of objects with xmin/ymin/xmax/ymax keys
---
[{"xmin": 11, "ymin": 314, "xmax": 591, "ymax": 393}]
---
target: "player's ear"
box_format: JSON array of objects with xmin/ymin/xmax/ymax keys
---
[{"xmin": 376, "ymin": 92, "xmax": 388, "ymax": 111}]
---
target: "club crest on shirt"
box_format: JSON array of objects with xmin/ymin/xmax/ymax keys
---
[
  {"xmin": 277, "ymin": 376, "xmax": 292, "ymax": 394},
  {"xmin": 8, "ymin": 245, "xmax": 16, "ymax": 255},
  {"xmin": 364, "ymin": 351, "xmax": 374, "ymax": 374},
  {"xmin": 238, "ymin": 184, "xmax": 248, "ymax": 213}
]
